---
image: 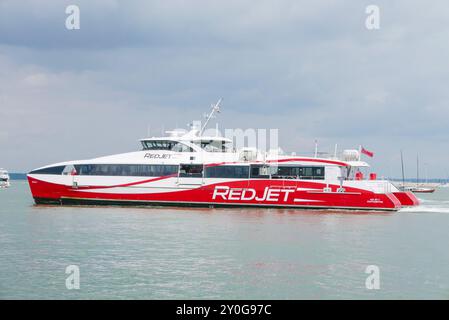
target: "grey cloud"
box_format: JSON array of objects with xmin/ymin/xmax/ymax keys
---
[{"xmin": 1, "ymin": 0, "xmax": 449, "ymax": 177}]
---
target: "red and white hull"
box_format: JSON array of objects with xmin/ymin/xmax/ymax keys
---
[{"xmin": 28, "ymin": 174, "xmax": 415, "ymax": 211}]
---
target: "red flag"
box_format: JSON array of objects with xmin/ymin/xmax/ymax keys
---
[{"xmin": 361, "ymin": 147, "xmax": 374, "ymax": 158}]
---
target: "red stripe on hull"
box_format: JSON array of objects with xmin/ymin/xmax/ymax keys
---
[
  {"xmin": 393, "ymin": 191, "xmax": 420, "ymax": 206},
  {"xmin": 76, "ymin": 174, "xmax": 176, "ymax": 190},
  {"xmin": 28, "ymin": 177, "xmax": 402, "ymax": 211}
]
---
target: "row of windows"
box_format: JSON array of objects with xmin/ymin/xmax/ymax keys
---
[
  {"xmin": 73, "ymin": 164, "xmax": 179, "ymax": 177},
  {"xmin": 141, "ymin": 139, "xmax": 232, "ymax": 153},
  {"xmin": 141, "ymin": 140, "xmax": 194, "ymax": 152},
  {"xmin": 30, "ymin": 164, "xmax": 325, "ymax": 179},
  {"xmin": 272, "ymin": 166, "xmax": 324, "ymax": 180},
  {"xmin": 205, "ymin": 165, "xmax": 249, "ymax": 179},
  {"xmin": 30, "ymin": 166, "xmax": 66, "ymax": 175}
]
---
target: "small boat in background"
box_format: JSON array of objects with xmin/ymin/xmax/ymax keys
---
[
  {"xmin": 405, "ymin": 186, "xmax": 436, "ymax": 193},
  {"xmin": 398, "ymin": 151, "xmax": 436, "ymax": 193},
  {"xmin": 409, "ymin": 155, "xmax": 435, "ymax": 193},
  {"xmin": 0, "ymin": 168, "xmax": 10, "ymax": 188}
]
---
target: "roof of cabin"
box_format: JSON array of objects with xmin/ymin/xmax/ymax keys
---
[{"xmin": 139, "ymin": 136, "xmax": 232, "ymax": 143}]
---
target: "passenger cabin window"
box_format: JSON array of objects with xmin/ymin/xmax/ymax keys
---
[
  {"xmin": 29, "ymin": 165, "xmax": 66, "ymax": 175},
  {"xmin": 141, "ymin": 140, "xmax": 193, "ymax": 152},
  {"xmin": 179, "ymin": 164, "xmax": 203, "ymax": 178},
  {"xmin": 73, "ymin": 164, "xmax": 178, "ymax": 176},
  {"xmin": 62, "ymin": 165, "xmax": 76, "ymax": 175},
  {"xmin": 271, "ymin": 166, "xmax": 325, "ymax": 180},
  {"xmin": 205, "ymin": 165, "xmax": 249, "ymax": 179},
  {"xmin": 250, "ymin": 165, "xmax": 272, "ymax": 179}
]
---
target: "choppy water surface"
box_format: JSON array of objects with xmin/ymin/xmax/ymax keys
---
[{"xmin": 1, "ymin": 181, "xmax": 449, "ymax": 299}]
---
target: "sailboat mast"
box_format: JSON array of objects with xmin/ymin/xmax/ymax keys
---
[
  {"xmin": 416, "ymin": 154, "xmax": 419, "ymax": 187},
  {"xmin": 401, "ymin": 150, "xmax": 405, "ymax": 190}
]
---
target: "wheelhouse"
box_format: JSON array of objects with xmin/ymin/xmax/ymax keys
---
[
  {"xmin": 139, "ymin": 136, "xmax": 233, "ymax": 153},
  {"xmin": 141, "ymin": 140, "xmax": 194, "ymax": 152}
]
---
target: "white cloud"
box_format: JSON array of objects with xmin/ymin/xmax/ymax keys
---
[{"xmin": 23, "ymin": 73, "xmax": 49, "ymax": 87}]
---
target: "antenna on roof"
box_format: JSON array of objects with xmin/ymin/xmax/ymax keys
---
[{"xmin": 201, "ymin": 98, "xmax": 222, "ymax": 134}]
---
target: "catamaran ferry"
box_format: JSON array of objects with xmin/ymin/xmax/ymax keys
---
[{"xmin": 28, "ymin": 101, "xmax": 419, "ymax": 211}]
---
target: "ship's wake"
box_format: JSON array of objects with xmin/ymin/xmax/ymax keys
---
[{"xmin": 399, "ymin": 198, "xmax": 449, "ymax": 213}]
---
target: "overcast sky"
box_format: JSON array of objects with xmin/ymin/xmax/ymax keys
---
[{"xmin": 1, "ymin": 0, "xmax": 448, "ymax": 178}]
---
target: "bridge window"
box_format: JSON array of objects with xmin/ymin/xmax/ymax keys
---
[
  {"xmin": 142, "ymin": 140, "xmax": 193, "ymax": 152},
  {"xmin": 205, "ymin": 165, "xmax": 249, "ymax": 179}
]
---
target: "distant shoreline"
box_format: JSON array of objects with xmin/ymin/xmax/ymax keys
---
[{"xmin": 9, "ymin": 173, "xmax": 27, "ymax": 180}]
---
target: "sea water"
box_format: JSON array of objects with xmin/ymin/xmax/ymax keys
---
[{"xmin": 1, "ymin": 181, "xmax": 448, "ymax": 299}]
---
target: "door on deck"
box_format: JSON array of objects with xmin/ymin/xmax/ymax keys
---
[
  {"xmin": 62, "ymin": 164, "xmax": 78, "ymax": 188},
  {"xmin": 177, "ymin": 164, "xmax": 204, "ymax": 187}
]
